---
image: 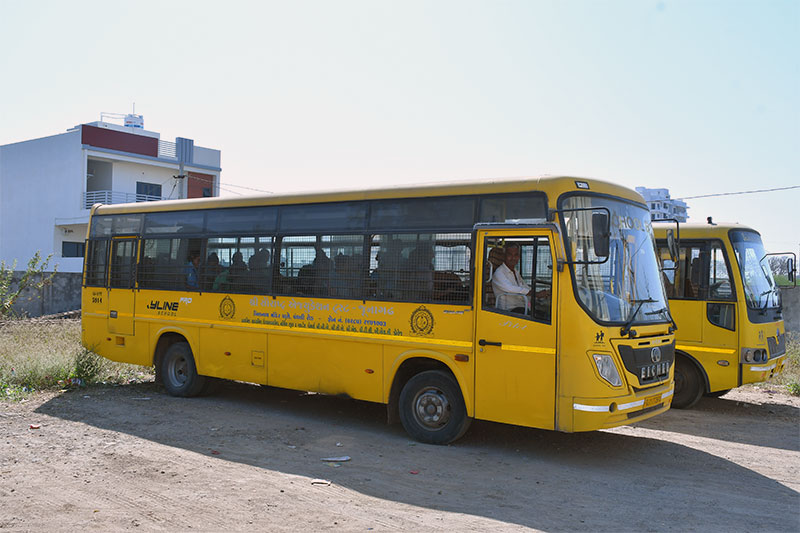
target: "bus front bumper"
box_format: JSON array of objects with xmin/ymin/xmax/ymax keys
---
[
  {"xmin": 741, "ymin": 354, "xmax": 787, "ymax": 385},
  {"xmin": 571, "ymin": 381, "xmax": 673, "ymax": 431}
]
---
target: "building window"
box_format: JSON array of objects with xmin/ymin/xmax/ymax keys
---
[
  {"xmin": 62, "ymin": 241, "xmax": 85, "ymax": 258},
  {"xmin": 136, "ymin": 182, "xmax": 162, "ymax": 201}
]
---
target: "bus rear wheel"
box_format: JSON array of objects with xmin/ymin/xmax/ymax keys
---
[
  {"xmin": 398, "ymin": 370, "xmax": 471, "ymax": 445},
  {"xmin": 160, "ymin": 342, "xmax": 207, "ymax": 397},
  {"xmin": 672, "ymin": 356, "xmax": 703, "ymax": 409}
]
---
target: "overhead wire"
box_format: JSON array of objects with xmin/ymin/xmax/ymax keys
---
[{"xmin": 676, "ymin": 185, "xmax": 800, "ymax": 200}]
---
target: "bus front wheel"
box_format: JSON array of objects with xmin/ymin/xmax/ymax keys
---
[
  {"xmin": 672, "ymin": 356, "xmax": 703, "ymax": 409},
  {"xmin": 398, "ymin": 370, "xmax": 471, "ymax": 445},
  {"xmin": 160, "ymin": 342, "xmax": 207, "ymax": 397}
]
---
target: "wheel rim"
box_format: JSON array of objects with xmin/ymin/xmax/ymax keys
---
[
  {"xmin": 413, "ymin": 386, "xmax": 451, "ymax": 430},
  {"xmin": 166, "ymin": 354, "xmax": 189, "ymax": 389}
]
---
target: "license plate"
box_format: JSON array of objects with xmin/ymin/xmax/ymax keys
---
[{"xmin": 643, "ymin": 395, "xmax": 660, "ymax": 408}]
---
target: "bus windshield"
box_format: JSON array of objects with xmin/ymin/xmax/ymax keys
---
[
  {"xmin": 730, "ymin": 230, "xmax": 780, "ymax": 310},
  {"xmin": 561, "ymin": 195, "xmax": 669, "ymax": 326}
]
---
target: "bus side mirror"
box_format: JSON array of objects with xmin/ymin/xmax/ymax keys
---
[
  {"xmin": 789, "ymin": 258, "xmax": 796, "ymax": 284},
  {"xmin": 592, "ymin": 212, "xmax": 610, "ymax": 258},
  {"xmin": 666, "ymin": 229, "xmax": 679, "ymax": 264}
]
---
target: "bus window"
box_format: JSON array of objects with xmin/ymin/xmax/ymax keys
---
[
  {"xmin": 683, "ymin": 246, "xmax": 703, "ymax": 299},
  {"xmin": 206, "ymin": 236, "xmax": 273, "ymax": 293},
  {"xmin": 109, "ymin": 239, "xmax": 137, "ymax": 289},
  {"xmin": 84, "ymin": 239, "xmax": 109, "ymax": 287},
  {"xmin": 139, "ymin": 238, "xmax": 203, "ymax": 291},
  {"xmin": 368, "ymin": 233, "xmax": 470, "ymax": 304},
  {"xmin": 709, "ymin": 243, "xmax": 733, "ymax": 300},
  {"xmin": 482, "ymin": 236, "xmax": 552, "ymax": 323},
  {"xmin": 277, "ymin": 235, "xmax": 364, "ymax": 298}
]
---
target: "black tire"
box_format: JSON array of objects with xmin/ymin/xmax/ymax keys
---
[
  {"xmin": 705, "ymin": 388, "xmax": 732, "ymax": 398},
  {"xmin": 672, "ymin": 356, "xmax": 704, "ymax": 409},
  {"xmin": 398, "ymin": 370, "xmax": 471, "ymax": 445},
  {"xmin": 160, "ymin": 342, "xmax": 207, "ymax": 397}
]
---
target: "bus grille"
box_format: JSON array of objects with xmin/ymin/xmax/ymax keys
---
[
  {"xmin": 768, "ymin": 333, "xmax": 786, "ymax": 358},
  {"xmin": 617, "ymin": 342, "xmax": 675, "ymax": 385}
]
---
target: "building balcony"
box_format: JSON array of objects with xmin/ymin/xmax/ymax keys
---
[{"xmin": 83, "ymin": 190, "xmax": 166, "ymax": 209}]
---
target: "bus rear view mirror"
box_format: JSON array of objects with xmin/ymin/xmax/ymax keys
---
[
  {"xmin": 592, "ymin": 212, "xmax": 610, "ymax": 258},
  {"xmin": 666, "ymin": 229, "xmax": 679, "ymax": 264},
  {"xmin": 789, "ymin": 257, "xmax": 796, "ymax": 284}
]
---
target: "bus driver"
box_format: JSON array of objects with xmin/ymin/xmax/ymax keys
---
[{"xmin": 491, "ymin": 242, "xmax": 550, "ymax": 314}]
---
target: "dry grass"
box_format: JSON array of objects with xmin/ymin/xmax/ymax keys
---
[
  {"xmin": 0, "ymin": 319, "xmax": 152, "ymax": 400},
  {"xmin": 768, "ymin": 331, "xmax": 800, "ymax": 395}
]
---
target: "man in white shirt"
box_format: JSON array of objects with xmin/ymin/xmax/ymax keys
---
[{"xmin": 491, "ymin": 243, "xmax": 550, "ymax": 314}]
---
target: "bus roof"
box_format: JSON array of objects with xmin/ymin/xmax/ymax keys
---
[
  {"xmin": 91, "ymin": 175, "xmax": 646, "ymax": 216},
  {"xmin": 652, "ymin": 221, "xmax": 759, "ymax": 239}
]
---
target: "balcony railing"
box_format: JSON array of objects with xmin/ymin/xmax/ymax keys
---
[{"xmin": 83, "ymin": 190, "xmax": 167, "ymax": 209}]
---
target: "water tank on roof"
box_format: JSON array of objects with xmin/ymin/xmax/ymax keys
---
[{"xmin": 124, "ymin": 114, "xmax": 144, "ymax": 129}]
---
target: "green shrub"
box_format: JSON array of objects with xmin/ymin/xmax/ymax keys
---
[{"xmin": 73, "ymin": 348, "xmax": 102, "ymax": 383}]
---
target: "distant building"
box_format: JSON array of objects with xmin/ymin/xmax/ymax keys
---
[
  {"xmin": 0, "ymin": 116, "xmax": 221, "ymax": 314},
  {"xmin": 635, "ymin": 187, "xmax": 689, "ymax": 222}
]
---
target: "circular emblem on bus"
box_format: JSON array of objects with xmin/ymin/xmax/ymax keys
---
[
  {"xmin": 219, "ymin": 296, "xmax": 236, "ymax": 320},
  {"xmin": 651, "ymin": 346, "xmax": 662, "ymax": 363},
  {"xmin": 410, "ymin": 306, "xmax": 434, "ymax": 336}
]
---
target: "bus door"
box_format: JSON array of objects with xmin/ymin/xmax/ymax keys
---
[
  {"xmin": 107, "ymin": 237, "xmax": 138, "ymax": 335},
  {"xmin": 703, "ymin": 241, "xmax": 741, "ymax": 378},
  {"xmin": 474, "ymin": 229, "xmax": 557, "ymax": 430}
]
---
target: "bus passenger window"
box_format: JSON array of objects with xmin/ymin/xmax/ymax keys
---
[
  {"xmin": 277, "ymin": 235, "xmax": 364, "ymax": 298},
  {"xmin": 678, "ymin": 246, "xmax": 703, "ymax": 300},
  {"xmin": 84, "ymin": 239, "xmax": 109, "ymax": 287},
  {"xmin": 369, "ymin": 233, "xmax": 470, "ymax": 304}
]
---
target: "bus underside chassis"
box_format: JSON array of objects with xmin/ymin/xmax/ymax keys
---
[
  {"xmin": 398, "ymin": 370, "xmax": 472, "ymax": 445},
  {"xmin": 672, "ymin": 354, "xmax": 705, "ymax": 409}
]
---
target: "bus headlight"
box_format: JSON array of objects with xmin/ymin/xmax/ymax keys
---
[
  {"xmin": 744, "ymin": 349, "xmax": 753, "ymax": 363},
  {"xmin": 592, "ymin": 354, "xmax": 622, "ymax": 387}
]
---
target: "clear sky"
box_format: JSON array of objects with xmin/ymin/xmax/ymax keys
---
[{"xmin": 1, "ymin": 0, "xmax": 797, "ymax": 252}]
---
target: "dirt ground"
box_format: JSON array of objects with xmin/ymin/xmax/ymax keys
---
[{"xmin": 1, "ymin": 382, "xmax": 798, "ymax": 532}]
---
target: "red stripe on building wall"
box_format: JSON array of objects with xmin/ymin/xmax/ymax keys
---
[
  {"xmin": 81, "ymin": 125, "xmax": 158, "ymax": 157},
  {"xmin": 188, "ymin": 172, "xmax": 214, "ymax": 198}
]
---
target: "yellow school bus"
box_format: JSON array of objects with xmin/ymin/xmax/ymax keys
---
[
  {"xmin": 653, "ymin": 222, "xmax": 789, "ymax": 408},
  {"xmin": 82, "ymin": 176, "xmax": 675, "ymax": 443}
]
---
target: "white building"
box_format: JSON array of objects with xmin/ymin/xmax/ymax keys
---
[
  {"xmin": 635, "ymin": 187, "xmax": 689, "ymax": 222},
  {"xmin": 0, "ymin": 117, "xmax": 221, "ymax": 274}
]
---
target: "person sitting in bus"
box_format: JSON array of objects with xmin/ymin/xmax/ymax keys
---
[
  {"xmin": 483, "ymin": 245, "xmax": 506, "ymax": 307},
  {"xmin": 184, "ymin": 253, "xmax": 201, "ymax": 290},
  {"xmin": 405, "ymin": 246, "xmax": 435, "ymax": 301},
  {"xmin": 247, "ymin": 248, "xmax": 271, "ymax": 292},
  {"xmin": 331, "ymin": 253, "xmax": 362, "ymax": 298},
  {"xmin": 371, "ymin": 250, "xmax": 400, "ymax": 299},
  {"xmin": 213, "ymin": 251, "xmax": 247, "ymax": 291},
  {"xmin": 202, "ymin": 252, "xmax": 223, "ymax": 291},
  {"xmin": 492, "ymin": 243, "xmax": 550, "ymax": 314}
]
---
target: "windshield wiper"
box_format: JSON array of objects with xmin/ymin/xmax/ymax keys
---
[
  {"xmin": 646, "ymin": 305, "xmax": 678, "ymax": 332},
  {"xmin": 758, "ymin": 288, "xmax": 774, "ymax": 314},
  {"xmin": 620, "ymin": 298, "xmax": 656, "ymax": 338}
]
